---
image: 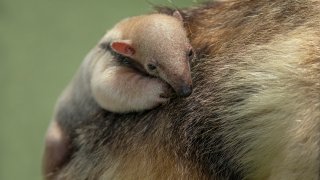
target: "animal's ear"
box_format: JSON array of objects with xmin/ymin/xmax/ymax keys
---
[
  {"xmin": 154, "ymin": 7, "xmax": 186, "ymax": 21},
  {"xmin": 173, "ymin": 10, "xmax": 183, "ymax": 22},
  {"xmin": 111, "ymin": 40, "xmax": 135, "ymax": 57}
]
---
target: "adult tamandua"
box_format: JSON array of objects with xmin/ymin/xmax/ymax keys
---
[{"xmin": 43, "ymin": 1, "xmax": 320, "ymax": 179}]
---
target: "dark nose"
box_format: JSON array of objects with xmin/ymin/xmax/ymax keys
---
[{"xmin": 178, "ymin": 85, "xmax": 193, "ymax": 97}]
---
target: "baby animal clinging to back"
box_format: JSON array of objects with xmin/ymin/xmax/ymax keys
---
[
  {"xmin": 91, "ymin": 11, "xmax": 194, "ymax": 112},
  {"xmin": 43, "ymin": 11, "xmax": 194, "ymax": 179}
]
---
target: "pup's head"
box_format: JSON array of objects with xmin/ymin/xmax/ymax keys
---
[{"xmin": 104, "ymin": 11, "xmax": 194, "ymax": 97}]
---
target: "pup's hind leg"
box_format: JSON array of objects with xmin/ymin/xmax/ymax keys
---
[{"xmin": 42, "ymin": 121, "xmax": 72, "ymax": 180}]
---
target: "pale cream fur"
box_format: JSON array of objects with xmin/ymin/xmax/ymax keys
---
[
  {"xmin": 227, "ymin": 28, "xmax": 320, "ymax": 180},
  {"xmin": 90, "ymin": 14, "xmax": 192, "ymax": 113},
  {"xmin": 91, "ymin": 52, "xmax": 168, "ymax": 112},
  {"xmin": 45, "ymin": 121, "xmax": 64, "ymax": 147}
]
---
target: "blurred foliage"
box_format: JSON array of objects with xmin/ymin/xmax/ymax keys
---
[{"xmin": 0, "ymin": 0, "xmax": 199, "ymax": 179}]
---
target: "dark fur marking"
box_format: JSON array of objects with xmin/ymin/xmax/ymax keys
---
[{"xmin": 99, "ymin": 42, "xmax": 148, "ymax": 76}]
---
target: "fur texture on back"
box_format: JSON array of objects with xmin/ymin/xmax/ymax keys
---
[{"xmin": 46, "ymin": 0, "xmax": 320, "ymax": 179}]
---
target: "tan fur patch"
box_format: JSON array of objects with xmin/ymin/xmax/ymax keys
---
[{"xmin": 100, "ymin": 141, "xmax": 205, "ymax": 180}]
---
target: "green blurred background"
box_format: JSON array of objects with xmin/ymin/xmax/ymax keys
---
[{"xmin": 0, "ymin": 0, "xmax": 198, "ymax": 179}]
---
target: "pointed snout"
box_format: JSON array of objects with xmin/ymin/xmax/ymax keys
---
[
  {"xmin": 159, "ymin": 57, "xmax": 193, "ymax": 98},
  {"xmin": 169, "ymin": 75, "xmax": 193, "ymax": 97}
]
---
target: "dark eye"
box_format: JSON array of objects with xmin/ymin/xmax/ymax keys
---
[
  {"xmin": 121, "ymin": 58, "xmax": 130, "ymax": 65},
  {"xmin": 147, "ymin": 64, "xmax": 157, "ymax": 71},
  {"xmin": 188, "ymin": 49, "xmax": 194, "ymax": 58}
]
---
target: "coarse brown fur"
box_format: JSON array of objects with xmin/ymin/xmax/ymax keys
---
[{"xmin": 43, "ymin": 0, "xmax": 320, "ymax": 179}]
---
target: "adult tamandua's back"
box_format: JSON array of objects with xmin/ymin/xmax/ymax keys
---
[{"xmin": 43, "ymin": 0, "xmax": 320, "ymax": 179}]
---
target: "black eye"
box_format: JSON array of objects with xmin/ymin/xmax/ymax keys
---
[
  {"xmin": 188, "ymin": 49, "xmax": 194, "ymax": 58},
  {"xmin": 147, "ymin": 64, "xmax": 157, "ymax": 71},
  {"xmin": 121, "ymin": 58, "xmax": 130, "ymax": 65}
]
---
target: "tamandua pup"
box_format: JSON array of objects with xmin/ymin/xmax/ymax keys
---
[
  {"xmin": 91, "ymin": 11, "xmax": 194, "ymax": 112},
  {"xmin": 43, "ymin": 11, "xmax": 194, "ymax": 179}
]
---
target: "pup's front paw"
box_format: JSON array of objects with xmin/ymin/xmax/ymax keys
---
[
  {"xmin": 159, "ymin": 82, "xmax": 174, "ymax": 99},
  {"xmin": 148, "ymin": 78, "xmax": 172, "ymax": 105}
]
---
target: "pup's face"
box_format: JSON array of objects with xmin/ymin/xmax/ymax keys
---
[{"xmin": 104, "ymin": 12, "xmax": 194, "ymax": 97}]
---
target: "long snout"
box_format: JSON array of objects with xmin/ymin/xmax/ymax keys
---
[
  {"xmin": 159, "ymin": 57, "xmax": 193, "ymax": 98},
  {"xmin": 168, "ymin": 72, "xmax": 193, "ymax": 97}
]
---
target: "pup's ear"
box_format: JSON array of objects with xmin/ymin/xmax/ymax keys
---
[
  {"xmin": 111, "ymin": 40, "xmax": 135, "ymax": 57},
  {"xmin": 173, "ymin": 10, "xmax": 183, "ymax": 22}
]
